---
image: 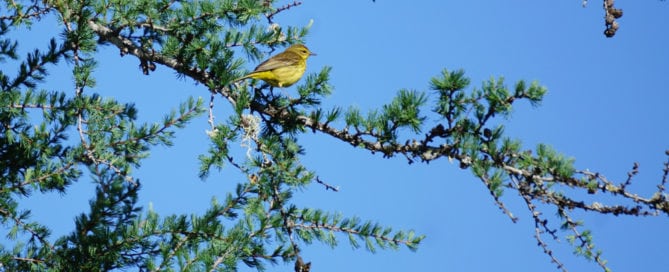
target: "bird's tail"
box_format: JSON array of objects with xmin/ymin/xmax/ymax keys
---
[{"xmin": 234, "ymin": 71, "xmax": 261, "ymax": 83}]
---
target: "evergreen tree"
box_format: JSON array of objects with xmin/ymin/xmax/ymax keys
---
[{"xmin": 0, "ymin": 1, "xmax": 665, "ymax": 271}]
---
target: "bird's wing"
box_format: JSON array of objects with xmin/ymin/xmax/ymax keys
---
[{"xmin": 252, "ymin": 51, "xmax": 301, "ymax": 72}]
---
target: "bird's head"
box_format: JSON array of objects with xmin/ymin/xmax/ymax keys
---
[{"xmin": 287, "ymin": 44, "xmax": 316, "ymax": 60}]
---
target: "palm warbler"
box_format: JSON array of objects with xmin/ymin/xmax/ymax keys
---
[{"xmin": 236, "ymin": 44, "xmax": 316, "ymax": 87}]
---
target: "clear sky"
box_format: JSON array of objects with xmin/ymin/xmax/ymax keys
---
[{"xmin": 12, "ymin": 1, "xmax": 669, "ymax": 271}]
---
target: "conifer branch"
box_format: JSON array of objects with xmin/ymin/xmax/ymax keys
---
[
  {"xmin": 292, "ymin": 221, "xmax": 421, "ymax": 250},
  {"xmin": 266, "ymin": 1, "xmax": 302, "ymax": 23},
  {"xmin": 259, "ymin": 103, "xmax": 669, "ymax": 218},
  {"xmin": 3, "ymin": 1, "xmax": 658, "ymax": 271},
  {"xmin": 0, "ymin": 207, "xmax": 53, "ymax": 252},
  {"xmin": 315, "ymin": 176, "xmax": 339, "ymax": 192},
  {"xmin": 0, "ymin": 1, "xmax": 52, "ymax": 23},
  {"xmin": 87, "ymin": 20, "xmax": 237, "ymax": 101},
  {"xmin": 517, "ymin": 181, "xmax": 566, "ymax": 272}
]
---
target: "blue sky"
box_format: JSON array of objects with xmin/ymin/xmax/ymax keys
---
[{"xmin": 11, "ymin": 1, "xmax": 669, "ymax": 271}]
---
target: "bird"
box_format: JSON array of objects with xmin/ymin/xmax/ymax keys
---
[{"xmin": 236, "ymin": 44, "xmax": 316, "ymax": 88}]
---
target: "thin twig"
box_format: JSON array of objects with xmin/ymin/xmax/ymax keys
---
[
  {"xmin": 209, "ymin": 92, "xmax": 216, "ymax": 130},
  {"xmin": 315, "ymin": 176, "xmax": 339, "ymax": 192},
  {"xmin": 266, "ymin": 1, "xmax": 302, "ymax": 24}
]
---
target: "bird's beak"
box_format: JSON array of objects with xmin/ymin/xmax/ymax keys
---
[{"xmin": 310, "ymin": 52, "xmax": 317, "ymax": 56}]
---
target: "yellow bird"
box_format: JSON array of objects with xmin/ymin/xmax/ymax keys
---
[{"xmin": 236, "ymin": 44, "xmax": 316, "ymax": 87}]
